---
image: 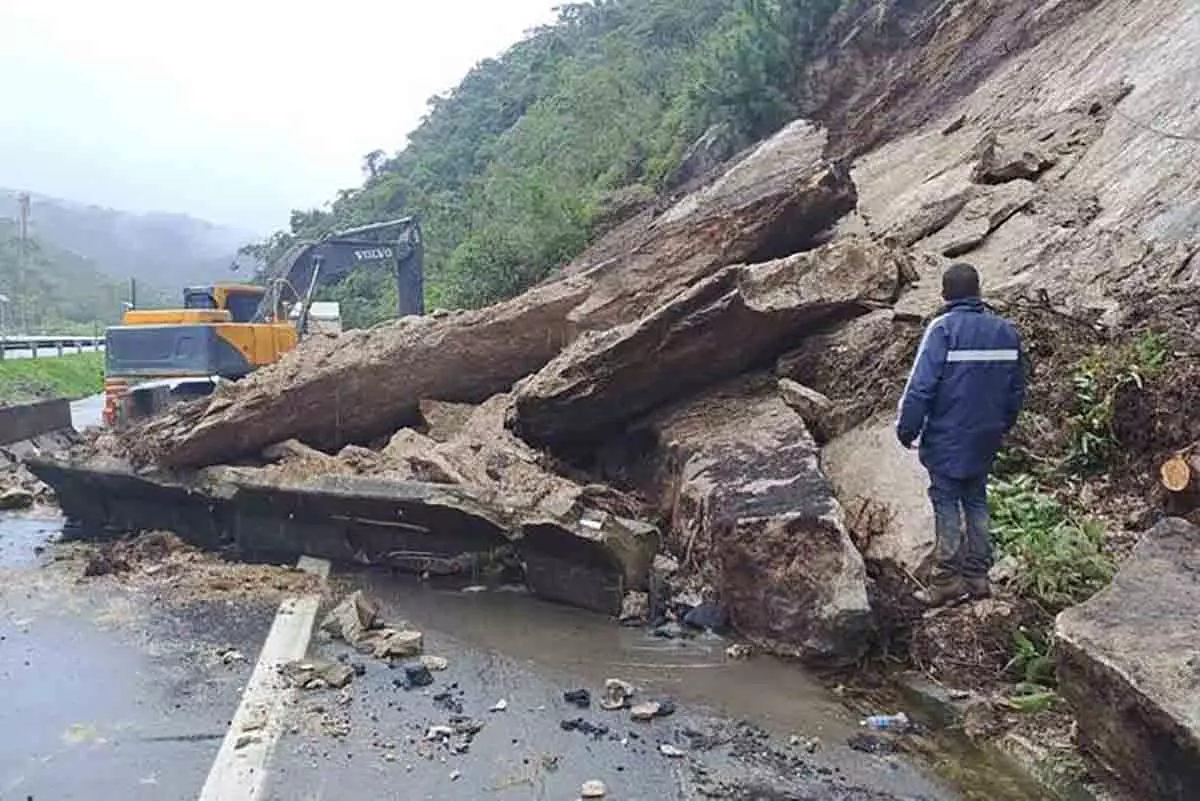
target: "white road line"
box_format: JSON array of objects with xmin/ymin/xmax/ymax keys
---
[{"xmin": 198, "ymin": 556, "xmax": 330, "ymax": 801}]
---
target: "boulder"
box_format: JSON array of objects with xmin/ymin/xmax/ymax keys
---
[
  {"xmin": 321, "ymin": 590, "xmax": 381, "ymax": 646},
  {"xmin": 971, "ymin": 133, "xmax": 1057, "ymax": 184},
  {"xmin": 822, "ymin": 414, "xmax": 936, "ymax": 580},
  {"xmin": 0, "ymin": 486, "xmax": 35, "ymax": 510},
  {"xmin": 417, "ymin": 399, "xmax": 476, "ymax": 443},
  {"xmin": 101, "ymin": 121, "xmax": 858, "ymax": 471},
  {"xmin": 777, "ymin": 379, "xmax": 834, "ymax": 444},
  {"xmin": 1056, "ymin": 518, "xmax": 1200, "ymax": 801},
  {"xmin": 776, "ymin": 309, "xmax": 923, "ymax": 438},
  {"xmin": 511, "ymin": 238, "xmax": 913, "ymax": 449},
  {"xmin": 565, "ymin": 121, "xmax": 857, "ymax": 330},
  {"xmin": 380, "ymin": 429, "xmax": 466, "ymax": 485},
  {"xmin": 619, "ymin": 379, "xmax": 873, "ymax": 665},
  {"xmin": 665, "ymin": 121, "xmax": 739, "ymax": 188}
]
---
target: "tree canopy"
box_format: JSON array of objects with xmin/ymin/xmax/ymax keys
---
[{"xmin": 253, "ymin": 0, "xmax": 846, "ymax": 329}]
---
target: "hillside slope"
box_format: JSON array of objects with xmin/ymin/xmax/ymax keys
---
[
  {"xmin": 0, "ymin": 189, "xmax": 257, "ymax": 301},
  {"xmin": 0, "ymin": 219, "xmax": 124, "ymax": 331}
]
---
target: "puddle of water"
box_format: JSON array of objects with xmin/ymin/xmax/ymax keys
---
[
  {"xmin": 345, "ymin": 569, "xmax": 866, "ymax": 740},
  {"xmin": 341, "ymin": 569, "xmax": 1086, "ymax": 801},
  {"xmin": 0, "ymin": 512, "xmax": 67, "ymax": 569}
]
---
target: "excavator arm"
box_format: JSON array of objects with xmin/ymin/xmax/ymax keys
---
[{"xmin": 257, "ymin": 216, "xmax": 424, "ymax": 331}]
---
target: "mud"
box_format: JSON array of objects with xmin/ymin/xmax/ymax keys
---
[{"xmin": 64, "ymin": 531, "xmax": 326, "ymax": 605}]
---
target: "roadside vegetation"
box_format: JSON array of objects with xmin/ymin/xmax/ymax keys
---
[
  {"xmin": 980, "ymin": 330, "xmax": 1169, "ymax": 703},
  {"xmin": 0, "ymin": 351, "xmax": 104, "ymax": 405}
]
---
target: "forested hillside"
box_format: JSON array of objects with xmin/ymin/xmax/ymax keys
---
[
  {"xmin": 252, "ymin": 0, "xmax": 843, "ymax": 327},
  {"xmin": 0, "ymin": 219, "xmax": 125, "ymax": 332}
]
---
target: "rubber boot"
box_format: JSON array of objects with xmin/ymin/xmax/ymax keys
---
[
  {"xmin": 964, "ymin": 576, "xmax": 992, "ymax": 600},
  {"xmin": 914, "ymin": 574, "xmax": 967, "ymax": 608}
]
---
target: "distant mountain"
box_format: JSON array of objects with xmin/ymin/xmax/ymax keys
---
[{"xmin": 0, "ymin": 189, "xmax": 261, "ymax": 300}]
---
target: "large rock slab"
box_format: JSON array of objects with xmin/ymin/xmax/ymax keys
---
[
  {"xmin": 822, "ymin": 415, "xmax": 935, "ymax": 580},
  {"xmin": 511, "ymin": 238, "xmax": 913, "ymax": 449},
  {"xmin": 610, "ymin": 378, "xmax": 873, "ymax": 666},
  {"xmin": 920, "ymin": 179, "xmax": 1036, "ymax": 258},
  {"xmin": 1056, "ymin": 517, "xmax": 1200, "ymax": 801},
  {"xmin": 565, "ymin": 121, "xmax": 858, "ymax": 330},
  {"xmin": 124, "ymin": 278, "xmax": 592, "ymax": 468}
]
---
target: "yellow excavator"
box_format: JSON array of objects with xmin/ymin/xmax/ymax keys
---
[{"xmin": 103, "ymin": 217, "xmax": 424, "ymax": 426}]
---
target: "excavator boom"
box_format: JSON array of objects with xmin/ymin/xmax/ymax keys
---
[{"xmin": 258, "ymin": 216, "xmax": 424, "ymax": 330}]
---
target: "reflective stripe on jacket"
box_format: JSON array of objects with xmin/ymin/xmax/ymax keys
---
[{"xmin": 896, "ymin": 298, "xmax": 1026, "ymax": 478}]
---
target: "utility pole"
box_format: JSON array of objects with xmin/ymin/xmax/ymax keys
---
[{"xmin": 16, "ymin": 192, "xmax": 30, "ymax": 335}]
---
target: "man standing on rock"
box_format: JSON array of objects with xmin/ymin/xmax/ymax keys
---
[{"xmin": 896, "ymin": 263, "xmax": 1026, "ymax": 606}]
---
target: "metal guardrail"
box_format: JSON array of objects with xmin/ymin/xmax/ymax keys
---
[{"xmin": 0, "ymin": 335, "xmax": 105, "ymax": 358}]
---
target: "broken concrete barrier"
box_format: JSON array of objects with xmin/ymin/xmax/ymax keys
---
[
  {"xmin": 27, "ymin": 456, "xmax": 654, "ymax": 616},
  {"xmin": 1056, "ymin": 518, "xmax": 1200, "ymax": 801}
]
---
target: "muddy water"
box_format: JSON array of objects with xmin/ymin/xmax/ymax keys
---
[
  {"xmin": 346, "ymin": 569, "xmax": 855, "ymax": 739},
  {"xmin": 341, "ymin": 569, "xmax": 1064, "ymax": 801}
]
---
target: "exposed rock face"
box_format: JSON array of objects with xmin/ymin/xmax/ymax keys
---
[
  {"xmin": 842, "ymin": 0, "xmax": 1199, "ymax": 319},
  {"xmin": 822, "ymin": 415, "xmax": 935, "ymax": 580},
  {"xmin": 618, "ymin": 379, "xmax": 873, "ymax": 666},
  {"xmin": 512, "ymin": 238, "xmax": 913, "ymax": 449},
  {"xmin": 777, "ymin": 309, "xmax": 923, "ymax": 439},
  {"xmin": 565, "ymin": 121, "xmax": 858, "ymax": 330},
  {"xmin": 922, "ymin": 179, "xmax": 1036, "ymax": 258},
  {"xmin": 803, "ymin": 0, "xmax": 1104, "ymax": 157},
  {"xmin": 1057, "ymin": 518, "xmax": 1200, "ymax": 801}
]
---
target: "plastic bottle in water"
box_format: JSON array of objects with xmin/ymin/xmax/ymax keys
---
[{"xmin": 860, "ymin": 712, "xmax": 910, "ymax": 731}]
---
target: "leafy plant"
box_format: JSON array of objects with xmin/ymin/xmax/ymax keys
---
[
  {"xmin": 1006, "ymin": 626, "xmax": 1056, "ymax": 686},
  {"xmin": 989, "ymin": 475, "xmax": 1114, "ymax": 612},
  {"xmin": 1066, "ymin": 332, "xmax": 1169, "ymax": 472},
  {"xmin": 1004, "ymin": 688, "xmax": 1059, "ymax": 714}
]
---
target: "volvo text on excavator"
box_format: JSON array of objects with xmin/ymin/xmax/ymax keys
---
[{"xmin": 103, "ymin": 217, "xmax": 423, "ymax": 426}]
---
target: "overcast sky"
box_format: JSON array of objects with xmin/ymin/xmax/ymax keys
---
[{"xmin": 0, "ymin": 0, "xmax": 559, "ymax": 233}]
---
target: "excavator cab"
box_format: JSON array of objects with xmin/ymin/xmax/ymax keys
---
[{"xmin": 182, "ymin": 285, "xmax": 266, "ymax": 322}]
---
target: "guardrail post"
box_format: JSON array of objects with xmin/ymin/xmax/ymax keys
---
[
  {"xmin": 31, "ymin": 342, "xmax": 37, "ymax": 359},
  {"xmin": 56, "ymin": 342, "xmax": 64, "ymax": 357}
]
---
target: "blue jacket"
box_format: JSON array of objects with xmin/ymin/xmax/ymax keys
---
[{"xmin": 896, "ymin": 298, "xmax": 1026, "ymax": 479}]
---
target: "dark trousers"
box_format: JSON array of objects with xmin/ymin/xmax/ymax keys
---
[{"xmin": 927, "ymin": 472, "xmax": 993, "ymax": 580}]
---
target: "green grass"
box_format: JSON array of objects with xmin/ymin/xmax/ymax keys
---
[{"xmin": 0, "ymin": 351, "xmax": 105, "ymax": 405}]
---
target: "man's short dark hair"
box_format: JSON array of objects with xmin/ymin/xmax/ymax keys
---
[{"xmin": 943, "ymin": 262, "xmax": 981, "ymax": 301}]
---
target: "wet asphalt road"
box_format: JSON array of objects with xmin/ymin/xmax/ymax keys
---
[
  {"xmin": 0, "ymin": 514, "xmax": 274, "ymax": 801},
  {"xmin": 0, "ymin": 514, "xmax": 960, "ymax": 801}
]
